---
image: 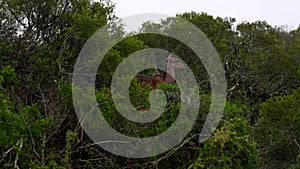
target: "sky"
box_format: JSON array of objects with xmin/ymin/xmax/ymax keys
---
[{"xmin": 110, "ymin": 0, "xmax": 300, "ymax": 30}]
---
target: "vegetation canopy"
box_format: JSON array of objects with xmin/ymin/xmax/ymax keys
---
[{"xmin": 0, "ymin": 0, "xmax": 299, "ymax": 168}]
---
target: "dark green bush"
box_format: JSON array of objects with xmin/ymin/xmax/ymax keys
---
[{"xmin": 253, "ymin": 87, "xmax": 300, "ymax": 168}]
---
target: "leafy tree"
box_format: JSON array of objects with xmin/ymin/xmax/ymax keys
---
[
  {"xmin": 138, "ymin": 12, "xmax": 237, "ymax": 91},
  {"xmin": 190, "ymin": 118, "xmax": 259, "ymax": 169},
  {"xmin": 0, "ymin": 0, "xmax": 116, "ymax": 167},
  {"xmin": 1, "ymin": 0, "xmax": 300, "ymax": 167},
  {"xmin": 253, "ymin": 87, "xmax": 300, "ymax": 168},
  {"xmin": 289, "ymin": 154, "xmax": 300, "ymax": 169},
  {"xmin": 230, "ymin": 22, "xmax": 300, "ymax": 102}
]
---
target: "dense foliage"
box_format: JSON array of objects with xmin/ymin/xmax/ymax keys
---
[{"xmin": 0, "ymin": 0, "xmax": 299, "ymax": 168}]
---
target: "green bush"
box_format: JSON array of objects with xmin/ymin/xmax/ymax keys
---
[
  {"xmin": 96, "ymin": 78, "xmax": 181, "ymax": 138},
  {"xmin": 189, "ymin": 117, "xmax": 259, "ymax": 169},
  {"xmin": 253, "ymin": 87, "xmax": 300, "ymax": 168}
]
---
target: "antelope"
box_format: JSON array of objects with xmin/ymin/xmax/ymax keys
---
[{"xmin": 135, "ymin": 51, "xmax": 187, "ymax": 89}]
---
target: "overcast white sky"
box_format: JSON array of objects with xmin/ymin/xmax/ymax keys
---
[{"xmin": 110, "ymin": 0, "xmax": 300, "ymax": 30}]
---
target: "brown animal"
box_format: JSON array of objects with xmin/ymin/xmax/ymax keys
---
[
  {"xmin": 135, "ymin": 52, "xmax": 187, "ymax": 89},
  {"xmin": 149, "ymin": 74, "xmax": 164, "ymax": 89},
  {"xmin": 135, "ymin": 73, "xmax": 164, "ymax": 89},
  {"xmin": 135, "ymin": 73, "xmax": 150, "ymax": 85}
]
